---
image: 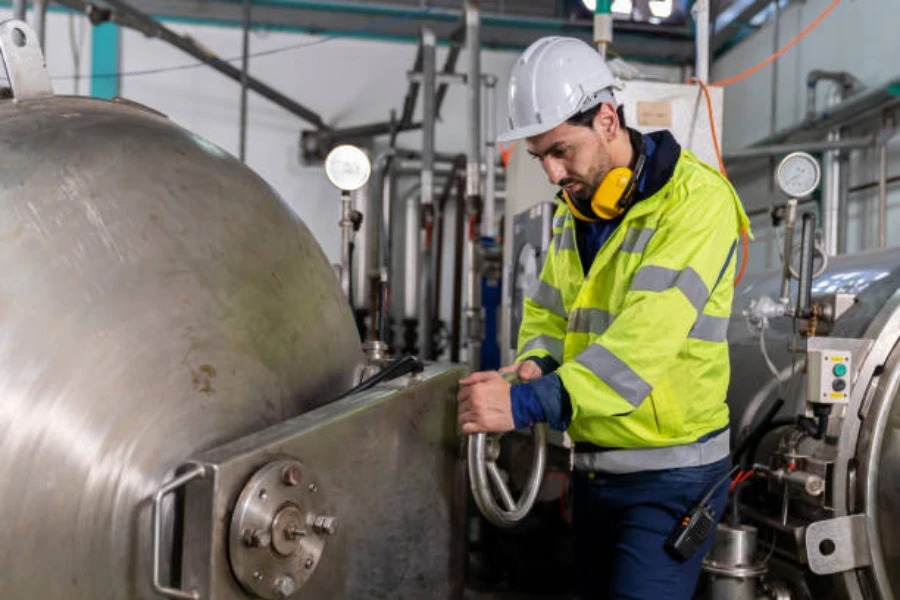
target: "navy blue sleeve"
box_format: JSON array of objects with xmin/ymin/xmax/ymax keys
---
[
  {"xmin": 509, "ymin": 373, "xmax": 572, "ymax": 432},
  {"xmin": 525, "ymin": 355, "xmax": 560, "ymax": 375}
]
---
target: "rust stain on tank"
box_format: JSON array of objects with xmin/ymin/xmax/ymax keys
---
[{"xmin": 191, "ymin": 363, "xmax": 217, "ymax": 395}]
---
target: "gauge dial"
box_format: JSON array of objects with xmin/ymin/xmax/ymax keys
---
[
  {"xmin": 776, "ymin": 152, "xmax": 821, "ymax": 199},
  {"xmin": 324, "ymin": 145, "xmax": 371, "ymax": 192}
]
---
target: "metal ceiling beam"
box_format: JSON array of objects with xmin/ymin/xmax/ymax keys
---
[
  {"xmin": 116, "ymin": 0, "xmax": 697, "ymax": 62},
  {"xmin": 55, "ymin": 0, "xmax": 331, "ymax": 128},
  {"xmin": 711, "ymin": 0, "xmax": 771, "ymax": 53}
]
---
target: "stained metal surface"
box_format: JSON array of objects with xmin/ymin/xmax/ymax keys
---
[
  {"xmin": 181, "ymin": 365, "xmax": 467, "ymax": 599},
  {"xmin": 0, "ymin": 94, "xmax": 363, "ymax": 598}
]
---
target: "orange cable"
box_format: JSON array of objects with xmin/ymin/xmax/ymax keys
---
[{"xmin": 713, "ymin": 0, "xmax": 843, "ymax": 88}]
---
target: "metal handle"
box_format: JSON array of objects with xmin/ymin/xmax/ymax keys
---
[
  {"xmin": 0, "ymin": 20, "xmax": 53, "ymax": 101},
  {"xmin": 466, "ymin": 372, "xmax": 547, "ymax": 528},
  {"xmin": 152, "ymin": 464, "xmax": 208, "ymax": 600},
  {"xmin": 467, "ymin": 424, "xmax": 548, "ymax": 528}
]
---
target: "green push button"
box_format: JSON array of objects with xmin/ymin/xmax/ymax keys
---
[{"xmin": 833, "ymin": 363, "xmax": 848, "ymax": 377}]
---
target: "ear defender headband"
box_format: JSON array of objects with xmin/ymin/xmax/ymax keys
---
[{"xmin": 562, "ymin": 128, "xmax": 647, "ymax": 222}]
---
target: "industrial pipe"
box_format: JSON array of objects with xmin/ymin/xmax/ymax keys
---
[
  {"xmin": 806, "ymin": 70, "xmax": 862, "ymax": 122},
  {"xmin": 806, "ymin": 72, "xmax": 860, "ymax": 257},
  {"xmin": 239, "ymin": 0, "xmax": 250, "ymax": 163},
  {"xmin": 797, "ymin": 212, "xmax": 817, "ymax": 317},
  {"xmin": 340, "ymin": 191, "xmax": 354, "ymax": 304},
  {"xmin": 779, "ymin": 199, "xmax": 797, "ymax": 305},
  {"xmin": 822, "ymin": 90, "xmax": 842, "ymax": 256},
  {"xmin": 464, "ymin": 0, "xmax": 483, "ymax": 371},
  {"xmin": 33, "ymin": 0, "xmax": 47, "ymax": 51},
  {"xmin": 482, "ymin": 74, "xmax": 498, "ymax": 238},
  {"xmin": 724, "ymin": 136, "xmax": 875, "ymax": 161},
  {"xmin": 420, "ymin": 27, "xmax": 437, "ymax": 360},
  {"xmin": 12, "ymin": 0, "xmax": 25, "ymax": 21},
  {"xmin": 694, "ymin": 0, "xmax": 710, "ymax": 83}
]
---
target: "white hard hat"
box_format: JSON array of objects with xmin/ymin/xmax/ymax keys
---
[{"xmin": 498, "ymin": 36, "xmax": 623, "ymax": 143}]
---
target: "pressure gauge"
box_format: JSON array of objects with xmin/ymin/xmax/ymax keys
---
[
  {"xmin": 776, "ymin": 152, "xmax": 821, "ymax": 199},
  {"xmin": 324, "ymin": 145, "xmax": 371, "ymax": 192}
]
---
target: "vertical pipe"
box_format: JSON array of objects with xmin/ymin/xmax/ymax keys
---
[
  {"xmin": 33, "ymin": 0, "xmax": 47, "ymax": 51},
  {"xmin": 403, "ymin": 185, "xmax": 421, "ymax": 321},
  {"xmin": 340, "ymin": 192, "xmax": 354, "ymax": 303},
  {"xmin": 465, "ymin": 0, "xmax": 483, "ymax": 371},
  {"xmin": 878, "ymin": 138, "xmax": 888, "ymax": 249},
  {"xmin": 353, "ymin": 181, "xmax": 372, "ymax": 312},
  {"xmin": 451, "ymin": 173, "xmax": 466, "ymax": 363},
  {"xmin": 593, "ymin": 0, "xmax": 613, "ymax": 59},
  {"xmin": 420, "ymin": 27, "xmax": 437, "ymax": 359},
  {"xmin": 381, "ymin": 162, "xmax": 397, "ymax": 343},
  {"xmin": 482, "ymin": 75, "xmax": 497, "ymax": 237},
  {"xmin": 12, "ymin": 0, "xmax": 25, "ymax": 21},
  {"xmin": 694, "ymin": 0, "xmax": 710, "ymax": 83},
  {"xmin": 823, "ymin": 117, "xmax": 842, "ymax": 255},
  {"xmin": 798, "ymin": 213, "xmax": 817, "ymax": 316},
  {"xmin": 239, "ymin": 0, "xmax": 251, "ymax": 163},
  {"xmin": 780, "ymin": 199, "xmax": 797, "ymax": 304}
]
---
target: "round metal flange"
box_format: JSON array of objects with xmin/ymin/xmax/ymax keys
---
[
  {"xmin": 228, "ymin": 459, "xmax": 335, "ymax": 599},
  {"xmin": 702, "ymin": 559, "xmax": 768, "ymax": 579}
]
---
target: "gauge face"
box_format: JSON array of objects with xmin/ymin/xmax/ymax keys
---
[
  {"xmin": 324, "ymin": 145, "xmax": 371, "ymax": 192},
  {"xmin": 776, "ymin": 152, "xmax": 821, "ymax": 198}
]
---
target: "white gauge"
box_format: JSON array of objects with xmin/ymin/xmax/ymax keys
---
[
  {"xmin": 776, "ymin": 152, "xmax": 821, "ymax": 199},
  {"xmin": 324, "ymin": 145, "xmax": 371, "ymax": 192}
]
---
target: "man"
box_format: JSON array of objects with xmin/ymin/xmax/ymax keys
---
[{"xmin": 457, "ymin": 37, "xmax": 750, "ymax": 599}]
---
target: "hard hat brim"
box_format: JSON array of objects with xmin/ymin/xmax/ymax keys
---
[{"xmin": 496, "ymin": 118, "xmax": 564, "ymax": 143}]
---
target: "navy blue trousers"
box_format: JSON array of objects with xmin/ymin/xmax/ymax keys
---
[{"xmin": 571, "ymin": 458, "xmax": 730, "ymax": 600}]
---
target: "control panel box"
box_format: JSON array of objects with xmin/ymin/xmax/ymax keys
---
[{"xmin": 808, "ymin": 349, "xmax": 852, "ymax": 404}]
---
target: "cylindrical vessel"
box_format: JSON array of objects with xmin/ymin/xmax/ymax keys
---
[
  {"xmin": 0, "ymin": 94, "xmax": 364, "ymax": 598},
  {"xmin": 727, "ymin": 247, "xmax": 900, "ymax": 599}
]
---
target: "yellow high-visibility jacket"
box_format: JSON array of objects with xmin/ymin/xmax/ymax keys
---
[{"xmin": 517, "ymin": 150, "xmax": 750, "ymax": 466}]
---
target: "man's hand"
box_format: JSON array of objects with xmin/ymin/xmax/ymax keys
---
[
  {"xmin": 498, "ymin": 360, "xmax": 542, "ymax": 382},
  {"xmin": 458, "ymin": 371, "xmax": 516, "ymax": 434}
]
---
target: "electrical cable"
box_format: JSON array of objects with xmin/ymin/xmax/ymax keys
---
[
  {"xmin": 712, "ymin": 0, "xmax": 843, "ymax": 88},
  {"xmin": 333, "ymin": 354, "xmax": 424, "ymax": 402}
]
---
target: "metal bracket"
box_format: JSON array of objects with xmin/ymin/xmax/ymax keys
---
[
  {"xmin": 0, "ymin": 20, "xmax": 53, "ymax": 101},
  {"xmin": 805, "ymin": 514, "xmax": 872, "ymax": 575},
  {"xmin": 152, "ymin": 464, "xmax": 209, "ymax": 600}
]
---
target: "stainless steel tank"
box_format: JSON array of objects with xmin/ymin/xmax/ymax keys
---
[
  {"xmin": 0, "ymin": 22, "xmax": 364, "ymax": 598},
  {"xmin": 725, "ymin": 247, "xmax": 900, "ymax": 599}
]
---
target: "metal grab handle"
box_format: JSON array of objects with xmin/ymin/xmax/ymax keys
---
[
  {"xmin": 466, "ymin": 371, "xmax": 548, "ymax": 528},
  {"xmin": 152, "ymin": 464, "xmax": 208, "ymax": 600}
]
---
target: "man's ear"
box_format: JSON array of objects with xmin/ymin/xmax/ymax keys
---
[{"xmin": 592, "ymin": 103, "xmax": 619, "ymax": 141}]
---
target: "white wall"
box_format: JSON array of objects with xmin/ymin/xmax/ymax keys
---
[
  {"xmin": 117, "ymin": 24, "xmax": 522, "ymax": 264},
  {"xmin": 712, "ymin": 0, "xmax": 900, "ymax": 269}
]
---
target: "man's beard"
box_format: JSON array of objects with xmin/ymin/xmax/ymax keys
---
[{"xmin": 561, "ymin": 177, "xmax": 600, "ymax": 203}]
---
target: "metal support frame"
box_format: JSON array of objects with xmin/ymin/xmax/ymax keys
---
[
  {"xmin": 464, "ymin": 0, "xmax": 483, "ymax": 371},
  {"xmin": 238, "ymin": 0, "xmax": 250, "ymax": 162},
  {"xmin": 482, "ymin": 74, "xmax": 497, "ymax": 238},
  {"xmin": 419, "ymin": 26, "xmax": 436, "ymax": 360},
  {"xmin": 724, "ymin": 136, "xmax": 876, "ymax": 161},
  {"xmin": 693, "ymin": 0, "xmax": 710, "ymax": 82}
]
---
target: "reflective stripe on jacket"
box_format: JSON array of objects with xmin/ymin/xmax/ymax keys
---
[{"xmin": 516, "ymin": 150, "xmax": 751, "ymax": 452}]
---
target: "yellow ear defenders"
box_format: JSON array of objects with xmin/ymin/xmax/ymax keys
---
[{"xmin": 561, "ymin": 129, "xmax": 647, "ymax": 222}]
